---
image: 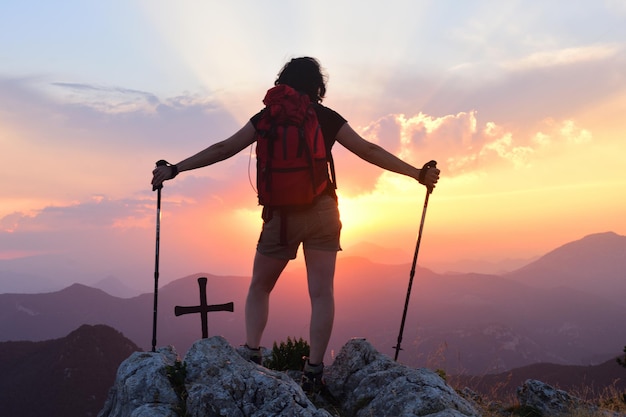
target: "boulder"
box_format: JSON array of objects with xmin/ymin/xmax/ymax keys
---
[
  {"xmin": 99, "ymin": 336, "xmax": 480, "ymax": 417},
  {"xmin": 326, "ymin": 338, "xmax": 479, "ymax": 417},
  {"xmin": 517, "ymin": 379, "xmax": 587, "ymax": 416},
  {"xmin": 183, "ymin": 337, "xmax": 330, "ymax": 417},
  {"xmin": 98, "ymin": 346, "xmax": 181, "ymax": 417}
]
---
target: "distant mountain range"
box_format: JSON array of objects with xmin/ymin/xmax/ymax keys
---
[
  {"xmin": 0, "ymin": 324, "xmax": 140, "ymax": 417},
  {"xmin": 1, "ymin": 232, "xmax": 625, "ymax": 376},
  {"xmin": 346, "ymin": 240, "xmax": 535, "ymax": 275}
]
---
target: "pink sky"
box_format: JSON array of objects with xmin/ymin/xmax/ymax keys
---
[{"xmin": 1, "ymin": 2, "xmax": 626, "ymax": 293}]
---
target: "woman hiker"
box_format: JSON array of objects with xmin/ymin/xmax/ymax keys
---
[{"xmin": 151, "ymin": 57, "xmax": 440, "ymax": 394}]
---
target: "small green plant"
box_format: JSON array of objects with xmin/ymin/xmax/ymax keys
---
[
  {"xmin": 165, "ymin": 360, "xmax": 188, "ymax": 417},
  {"xmin": 353, "ymin": 395, "xmax": 374, "ymax": 413},
  {"xmin": 266, "ymin": 336, "xmax": 310, "ymax": 371},
  {"xmin": 506, "ymin": 405, "xmax": 542, "ymax": 417}
]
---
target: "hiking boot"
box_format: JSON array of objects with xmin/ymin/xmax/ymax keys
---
[
  {"xmin": 240, "ymin": 344, "xmax": 263, "ymax": 365},
  {"xmin": 301, "ymin": 359, "xmax": 324, "ymax": 395}
]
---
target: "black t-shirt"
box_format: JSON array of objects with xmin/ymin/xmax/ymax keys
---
[{"xmin": 250, "ymin": 103, "xmax": 347, "ymax": 151}]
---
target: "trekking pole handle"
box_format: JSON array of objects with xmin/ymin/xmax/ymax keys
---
[
  {"xmin": 152, "ymin": 160, "xmax": 169, "ymax": 191},
  {"xmin": 418, "ymin": 160, "xmax": 437, "ymax": 194}
]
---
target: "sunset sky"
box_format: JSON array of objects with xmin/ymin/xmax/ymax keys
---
[{"xmin": 1, "ymin": 1, "xmax": 625, "ymax": 293}]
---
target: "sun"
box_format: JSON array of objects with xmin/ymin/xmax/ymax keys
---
[{"xmin": 337, "ymin": 193, "xmax": 375, "ymax": 243}]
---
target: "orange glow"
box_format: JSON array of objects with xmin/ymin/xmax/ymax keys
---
[{"xmin": 2, "ymin": 2, "xmax": 626, "ymax": 291}]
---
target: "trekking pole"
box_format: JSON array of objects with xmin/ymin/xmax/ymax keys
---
[
  {"xmin": 393, "ymin": 160, "xmax": 437, "ymax": 361},
  {"xmin": 151, "ymin": 160, "xmax": 168, "ymax": 352}
]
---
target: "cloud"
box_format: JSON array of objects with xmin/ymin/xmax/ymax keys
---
[
  {"xmin": 50, "ymin": 82, "xmax": 161, "ymax": 113},
  {"xmin": 0, "ymin": 178, "xmax": 266, "ymax": 289},
  {"xmin": 344, "ymin": 111, "xmax": 596, "ymax": 182},
  {"xmin": 1, "ymin": 76, "xmax": 239, "ymax": 150},
  {"xmin": 370, "ymin": 41, "xmax": 626, "ymax": 134},
  {"xmin": 0, "ymin": 196, "xmax": 159, "ymax": 289},
  {"xmin": 0, "ymin": 76, "xmax": 247, "ymax": 215},
  {"xmin": 48, "ymin": 81, "xmax": 228, "ymax": 117},
  {"xmin": 502, "ymin": 43, "xmax": 622, "ymax": 72},
  {"xmin": 533, "ymin": 118, "xmax": 593, "ymax": 148},
  {"xmin": 606, "ymin": 0, "xmax": 626, "ymax": 16},
  {"xmin": 0, "ymin": 100, "xmax": 598, "ymax": 265},
  {"xmin": 2, "ymin": 70, "xmax": 603, "ymax": 208},
  {"xmin": 0, "ymin": 195, "xmax": 153, "ymax": 235},
  {"xmin": 0, "ymin": 60, "xmax": 609, "ymax": 283}
]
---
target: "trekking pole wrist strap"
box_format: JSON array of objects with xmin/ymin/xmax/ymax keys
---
[
  {"xmin": 418, "ymin": 160, "xmax": 437, "ymax": 185},
  {"xmin": 157, "ymin": 159, "xmax": 179, "ymax": 179},
  {"xmin": 170, "ymin": 164, "xmax": 179, "ymax": 179}
]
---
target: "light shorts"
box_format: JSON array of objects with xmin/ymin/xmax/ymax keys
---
[{"xmin": 257, "ymin": 194, "xmax": 342, "ymax": 260}]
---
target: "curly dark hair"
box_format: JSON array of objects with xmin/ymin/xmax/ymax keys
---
[{"xmin": 275, "ymin": 57, "xmax": 327, "ymax": 103}]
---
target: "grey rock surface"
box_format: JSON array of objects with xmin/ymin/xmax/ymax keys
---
[{"xmin": 99, "ymin": 336, "xmax": 482, "ymax": 417}]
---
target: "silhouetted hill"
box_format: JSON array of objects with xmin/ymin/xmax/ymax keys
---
[
  {"xmin": 506, "ymin": 232, "xmax": 626, "ymax": 304},
  {"xmin": 0, "ymin": 283, "xmax": 154, "ymax": 343},
  {"xmin": 0, "ymin": 274, "xmax": 249, "ymax": 355},
  {"xmin": 0, "ymin": 324, "xmax": 140, "ymax": 417},
  {"xmin": 1, "ymin": 233, "xmax": 626, "ymax": 376},
  {"xmin": 332, "ymin": 256, "xmax": 626, "ymax": 372},
  {"xmin": 452, "ymin": 355, "xmax": 626, "ymax": 400}
]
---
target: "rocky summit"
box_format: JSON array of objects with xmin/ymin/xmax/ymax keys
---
[{"xmin": 98, "ymin": 336, "xmax": 479, "ymax": 417}]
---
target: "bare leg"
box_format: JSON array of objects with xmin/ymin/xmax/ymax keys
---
[
  {"xmin": 245, "ymin": 251, "xmax": 289, "ymax": 349},
  {"xmin": 304, "ymin": 248, "xmax": 337, "ymax": 364}
]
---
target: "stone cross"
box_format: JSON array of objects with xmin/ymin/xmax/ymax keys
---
[{"xmin": 174, "ymin": 277, "xmax": 234, "ymax": 338}]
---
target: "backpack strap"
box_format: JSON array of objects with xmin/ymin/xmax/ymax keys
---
[
  {"xmin": 279, "ymin": 210, "xmax": 288, "ymax": 246},
  {"xmin": 327, "ymin": 151, "xmax": 337, "ymax": 189}
]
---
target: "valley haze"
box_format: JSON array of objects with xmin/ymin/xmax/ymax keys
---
[
  {"xmin": 1, "ymin": 232, "xmax": 625, "ymax": 376},
  {"xmin": 0, "ymin": 238, "xmax": 536, "ymax": 297}
]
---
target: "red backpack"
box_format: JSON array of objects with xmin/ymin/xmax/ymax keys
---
[{"xmin": 255, "ymin": 85, "xmax": 334, "ymax": 207}]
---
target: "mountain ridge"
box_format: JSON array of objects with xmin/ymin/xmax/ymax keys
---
[
  {"xmin": 506, "ymin": 231, "xmax": 626, "ymax": 304},
  {"xmin": 0, "ymin": 324, "xmax": 140, "ymax": 417},
  {"xmin": 1, "ymin": 231, "xmax": 622, "ymax": 296},
  {"xmin": 1, "ymin": 232, "xmax": 625, "ymax": 375},
  {"xmin": 452, "ymin": 355, "xmax": 626, "ymax": 400}
]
